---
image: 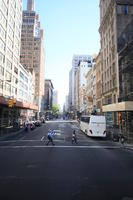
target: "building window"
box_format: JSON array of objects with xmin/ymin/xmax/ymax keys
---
[
  {"xmin": 8, "ymin": 37, "xmax": 13, "ymax": 49},
  {"xmin": 114, "ymin": 94, "xmax": 116, "ymax": 103},
  {"xmin": 5, "ymin": 83, "xmax": 11, "ymax": 92},
  {"xmin": 13, "ymin": 76, "xmax": 18, "ymax": 84},
  {"xmin": 0, "ymin": 65, "xmax": 4, "ymax": 75},
  {"xmin": 0, "ymin": 39, "xmax": 5, "ymax": 51},
  {"xmin": 0, "ymin": 25, "xmax": 6, "ymax": 39},
  {"xmin": 6, "ymin": 59, "xmax": 12, "ymax": 70},
  {"xmin": 8, "ymin": 26, "xmax": 14, "ymax": 38},
  {"xmin": 0, "ymin": 11, "xmax": 7, "ymax": 28},
  {"xmin": 0, "ymin": 80, "xmax": 3, "ymax": 89},
  {"xmin": 14, "ymin": 67, "xmax": 18, "ymax": 74},
  {"xmin": 19, "ymin": 89, "xmax": 23, "ymax": 97},
  {"xmin": 0, "ymin": 52, "xmax": 5, "ymax": 64},
  {"xmin": 20, "ymin": 71, "xmax": 24, "ymax": 80},
  {"xmin": 7, "ymin": 48, "xmax": 13, "ymax": 60},
  {"xmin": 124, "ymin": 5, "xmax": 128, "ymax": 15},
  {"xmin": 5, "ymin": 71, "xmax": 11, "ymax": 81},
  {"xmin": 113, "ymin": 77, "xmax": 116, "ymax": 87},
  {"xmin": 12, "ymin": 87, "xmax": 17, "ymax": 95}
]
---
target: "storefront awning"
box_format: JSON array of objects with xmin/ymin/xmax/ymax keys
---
[
  {"xmin": 0, "ymin": 96, "xmax": 38, "ymax": 111},
  {"xmin": 102, "ymin": 101, "xmax": 133, "ymax": 112}
]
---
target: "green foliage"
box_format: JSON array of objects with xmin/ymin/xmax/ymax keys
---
[{"xmin": 52, "ymin": 104, "xmax": 59, "ymax": 117}]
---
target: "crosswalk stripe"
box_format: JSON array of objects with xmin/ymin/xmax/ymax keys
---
[{"xmin": 0, "ymin": 145, "xmax": 121, "ymax": 149}]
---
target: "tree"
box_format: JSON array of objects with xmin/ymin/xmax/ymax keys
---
[{"xmin": 52, "ymin": 104, "xmax": 59, "ymax": 118}]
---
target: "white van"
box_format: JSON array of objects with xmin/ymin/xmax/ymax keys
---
[{"xmin": 80, "ymin": 115, "xmax": 106, "ymax": 137}]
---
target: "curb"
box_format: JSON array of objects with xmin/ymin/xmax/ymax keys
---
[{"xmin": 125, "ymin": 146, "xmax": 133, "ymax": 151}]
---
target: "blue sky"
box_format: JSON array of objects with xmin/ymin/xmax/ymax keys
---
[{"xmin": 23, "ymin": 0, "xmax": 100, "ymax": 108}]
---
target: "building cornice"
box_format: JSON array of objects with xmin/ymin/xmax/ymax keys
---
[{"xmin": 99, "ymin": 0, "xmax": 115, "ymax": 34}]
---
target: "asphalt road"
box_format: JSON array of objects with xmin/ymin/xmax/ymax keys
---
[{"xmin": 0, "ymin": 120, "xmax": 133, "ymax": 200}]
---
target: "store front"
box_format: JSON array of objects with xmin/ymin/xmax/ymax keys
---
[
  {"xmin": 0, "ymin": 96, "xmax": 38, "ymax": 135},
  {"xmin": 103, "ymin": 102, "xmax": 133, "ymax": 142}
]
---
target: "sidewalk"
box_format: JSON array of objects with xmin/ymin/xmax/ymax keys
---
[
  {"xmin": 124, "ymin": 143, "xmax": 133, "ymax": 151},
  {"xmin": 113, "ymin": 140, "xmax": 133, "ymax": 151}
]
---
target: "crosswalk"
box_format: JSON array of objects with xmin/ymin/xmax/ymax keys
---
[{"xmin": 0, "ymin": 144, "xmax": 122, "ymax": 149}]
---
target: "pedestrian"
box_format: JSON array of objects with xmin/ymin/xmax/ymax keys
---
[
  {"xmin": 72, "ymin": 130, "xmax": 77, "ymax": 144},
  {"xmin": 46, "ymin": 130, "xmax": 55, "ymax": 145},
  {"xmin": 120, "ymin": 134, "xmax": 125, "ymax": 148},
  {"xmin": 25, "ymin": 121, "xmax": 29, "ymax": 131}
]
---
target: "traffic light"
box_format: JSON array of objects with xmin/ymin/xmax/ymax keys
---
[
  {"xmin": 8, "ymin": 99, "xmax": 13, "ymax": 108},
  {"xmin": 13, "ymin": 99, "xmax": 16, "ymax": 105}
]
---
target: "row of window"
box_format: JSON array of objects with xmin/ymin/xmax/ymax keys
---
[
  {"xmin": 19, "ymin": 89, "xmax": 28, "ymax": 99},
  {"xmin": 0, "ymin": 65, "xmax": 4, "ymax": 75},
  {"xmin": 1, "ymin": 58, "xmax": 18, "ymax": 75},
  {"xmin": 0, "ymin": 52, "xmax": 5, "ymax": 64},
  {"xmin": 0, "ymin": 10, "xmax": 7, "ymax": 28},
  {"xmin": 102, "ymin": 63, "xmax": 115, "ymax": 80},
  {"xmin": 0, "ymin": 24, "xmax": 6, "ymax": 39},
  {"xmin": 23, "ymin": 19, "xmax": 34, "ymax": 24},
  {"xmin": 0, "ymin": 37, "xmax": 20, "ymax": 58},
  {"xmin": 0, "ymin": 0, "xmax": 8, "ymax": 16},
  {"xmin": 22, "ymin": 25, "xmax": 33, "ymax": 29},
  {"xmin": 22, "ymin": 30, "xmax": 33, "ymax": 34},
  {"xmin": 102, "ymin": 77, "xmax": 116, "ymax": 93},
  {"xmin": 0, "ymin": 80, "xmax": 17, "ymax": 95},
  {"xmin": 23, "ymin": 12, "xmax": 35, "ymax": 17},
  {"xmin": 1, "ymin": 0, "xmax": 22, "ymax": 21},
  {"xmin": 19, "ymin": 80, "xmax": 28, "ymax": 91},
  {"xmin": 0, "ymin": 38, "xmax": 5, "ymax": 51},
  {"xmin": 19, "ymin": 71, "xmax": 28, "ymax": 83}
]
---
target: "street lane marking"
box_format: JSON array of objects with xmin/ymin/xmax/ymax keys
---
[
  {"xmin": 41, "ymin": 136, "xmax": 45, "ymax": 141},
  {"xmin": 53, "ymin": 130, "xmax": 62, "ymax": 132},
  {"xmin": 0, "ymin": 145, "xmax": 122, "ymax": 149},
  {"xmin": 0, "ymin": 140, "xmax": 43, "ymax": 143}
]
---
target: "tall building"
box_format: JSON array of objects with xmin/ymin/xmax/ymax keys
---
[
  {"xmin": 95, "ymin": 52, "xmax": 102, "ymax": 113},
  {"xmin": 72, "ymin": 55, "xmax": 93, "ymax": 68},
  {"xmin": 99, "ymin": 0, "xmax": 133, "ymax": 140},
  {"xmin": 86, "ymin": 64, "xmax": 96, "ymax": 114},
  {"xmin": 69, "ymin": 55, "xmax": 93, "ymax": 112},
  {"xmin": 53, "ymin": 90, "xmax": 58, "ymax": 105},
  {"xmin": 0, "ymin": 0, "xmax": 22, "ymax": 128},
  {"xmin": 99, "ymin": 0, "xmax": 133, "ymax": 122},
  {"xmin": 44, "ymin": 79, "xmax": 54, "ymax": 111},
  {"xmin": 69, "ymin": 67, "xmax": 76, "ymax": 109},
  {"xmin": 0, "ymin": 0, "xmax": 38, "ymax": 130},
  {"xmin": 75, "ymin": 61, "xmax": 92, "ymax": 113},
  {"xmin": 0, "ymin": 0, "xmax": 22, "ymax": 99},
  {"xmin": 27, "ymin": 0, "xmax": 34, "ymax": 11},
  {"xmin": 118, "ymin": 19, "xmax": 133, "ymax": 138},
  {"xmin": 20, "ymin": 0, "xmax": 45, "ymax": 116}
]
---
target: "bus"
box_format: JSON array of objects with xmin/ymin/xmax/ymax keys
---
[{"xmin": 80, "ymin": 115, "xmax": 106, "ymax": 137}]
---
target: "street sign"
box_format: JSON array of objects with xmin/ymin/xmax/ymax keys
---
[{"xmin": 8, "ymin": 99, "xmax": 13, "ymax": 107}]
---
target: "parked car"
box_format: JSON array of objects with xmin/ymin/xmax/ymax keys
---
[
  {"xmin": 27, "ymin": 121, "xmax": 35, "ymax": 130},
  {"xmin": 30, "ymin": 121, "xmax": 36, "ymax": 130},
  {"xmin": 35, "ymin": 120, "xmax": 41, "ymax": 127},
  {"xmin": 40, "ymin": 118, "xmax": 45, "ymax": 123}
]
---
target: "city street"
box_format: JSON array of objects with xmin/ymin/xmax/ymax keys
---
[{"xmin": 0, "ymin": 120, "xmax": 133, "ymax": 200}]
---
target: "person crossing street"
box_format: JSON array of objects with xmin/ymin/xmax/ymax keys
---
[
  {"xmin": 46, "ymin": 129, "xmax": 55, "ymax": 146},
  {"xmin": 72, "ymin": 130, "xmax": 77, "ymax": 144}
]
